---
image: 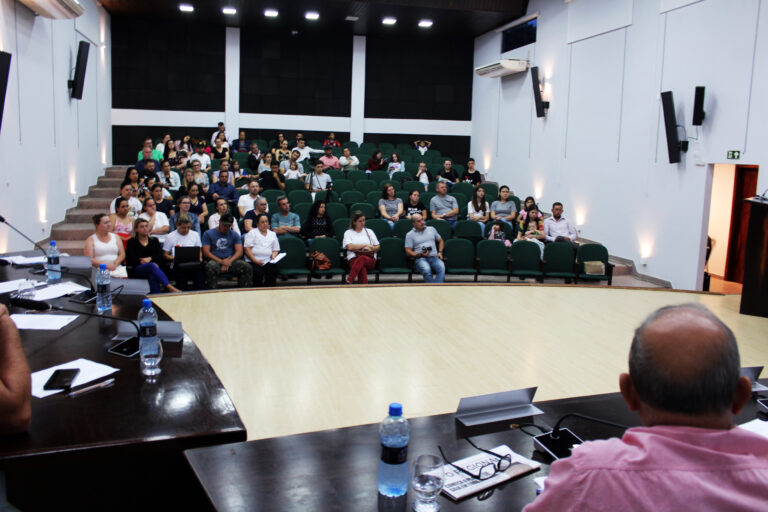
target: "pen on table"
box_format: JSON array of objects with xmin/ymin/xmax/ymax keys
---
[{"xmin": 67, "ymin": 378, "xmax": 115, "ymax": 398}]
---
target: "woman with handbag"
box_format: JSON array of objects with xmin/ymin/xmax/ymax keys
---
[{"xmin": 342, "ymin": 211, "xmax": 380, "ymax": 285}]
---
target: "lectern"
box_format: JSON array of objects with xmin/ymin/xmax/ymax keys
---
[{"xmin": 740, "ymin": 197, "xmax": 768, "ymax": 317}]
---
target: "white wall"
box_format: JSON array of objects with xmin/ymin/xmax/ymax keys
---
[
  {"xmin": 471, "ymin": 0, "xmax": 765, "ymax": 290},
  {"xmin": 706, "ymin": 164, "xmax": 735, "ymax": 276},
  {"xmin": 0, "ymin": 0, "xmax": 112, "ymax": 252}
]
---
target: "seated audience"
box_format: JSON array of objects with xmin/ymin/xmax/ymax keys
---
[
  {"xmin": 231, "ymin": 159, "xmax": 244, "ymax": 179},
  {"xmin": 243, "ymin": 198, "xmax": 270, "ymax": 232},
  {"xmin": 437, "ymin": 160, "xmax": 459, "ymax": 189},
  {"xmin": 169, "ymin": 196, "xmax": 201, "ymax": 234},
  {"xmin": 300, "ymin": 201, "xmax": 335, "ymax": 241},
  {"xmin": 138, "ymin": 138, "xmax": 163, "ymax": 162},
  {"xmin": 209, "ymin": 169, "xmax": 238, "ymax": 212},
  {"xmin": 186, "ymin": 183, "xmax": 208, "ymax": 225},
  {"xmin": 490, "ymin": 186, "xmax": 517, "ymax": 226},
  {"xmin": 284, "ymin": 160, "xmax": 304, "ymax": 180},
  {"xmin": 292, "ymin": 138, "xmax": 323, "ymax": 163},
  {"xmin": 0, "ymin": 304, "xmax": 31, "ymax": 434},
  {"xmin": 231, "ymin": 131, "xmax": 250, "ymax": 153},
  {"xmin": 462, "ymin": 158, "xmax": 484, "ymax": 185},
  {"xmin": 430, "ymin": 182, "xmax": 459, "ymax": 228},
  {"xmin": 271, "ymin": 132, "xmax": 286, "ymax": 151},
  {"xmin": 319, "ymin": 146, "xmax": 341, "ymax": 170},
  {"xmin": 291, "ymin": 132, "xmax": 304, "ymax": 148},
  {"xmin": 415, "ymin": 161, "xmax": 432, "ymax": 190},
  {"xmin": 238, "ymin": 179, "xmax": 262, "ymax": 217},
  {"xmin": 260, "ymin": 160, "xmax": 286, "ymax": 191},
  {"xmin": 270, "ymin": 196, "xmax": 301, "ymax": 237},
  {"xmin": 280, "ymin": 150, "xmax": 302, "ymax": 174},
  {"xmin": 387, "ymin": 153, "xmax": 404, "ymax": 178},
  {"xmin": 413, "ymin": 139, "xmax": 431, "ymax": 155},
  {"xmin": 213, "ymin": 159, "xmax": 238, "ymax": 185},
  {"xmin": 84, "ymin": 213, "xmax": 126, "ymax": 276},
  {"xmin": 163, "ymin": 139, "xmax": 186, "ymax": 168},
  {"xmin": 339, "ymin": 147, "xmax": 359, "ymax": 171},
  {"xmin": 544, "ymin": 202, "xmax": 578, "ymax": 245},
  {"xmin": 323, "ymin": 132, "xmax": 341, "ymax": 147},
  {"xmin": 243, "ymin": 213, "xmax": 281, "ymax": 287},
  {"xmin": 210, "ymin": 122, "xmax": 230, "ymax": 146},
  {"xmin": 210, "ymin": 136, "xmax": 230, "ymax": 160},
  {"xmin": 151, "ymin": 184, "xmax": 175, "ymax": 218},
  {"xmin": 523, "ymin": 196, "xmax": 540, "ymax": 215},
  {"xmin": 403, "ymin": 189, "xmax": 427, "ymax": 219},
  {"xmin": 258, "ymin": 152, "xmax": 274, "ymax": 174},
  {"xmin": 177, "ymin": 168, "xmax": 196, "ymax": 199},
  {"xmin": 523, "ymin": 304, "xmax": 768, "ymax": 511},
  {"xmin": 110, "ymin": 197, "xmax": 134, "ymax": 247},
  {"xmin": 248, "ymin": 142, "xmax": 263, "ymax": 171},
  {"xmin": 136, "ymin": 148, "xmax": 161, "ymax": 179},
  {"xmin": 378, "ymin": 184, "xmax": 403, "ymax": 229},
  {"xmin": 123, "ymin": 167, "xmax": 145, "ymax": 199},
  {"xmin": 305, "ymin": 162, "xmax": 333, "ymax": 193},
  {"xmin": 189, "ymin": 142, "xmax": 212, "ymax": 173},
  {"xmin": 343, "ymin": 211, "xmax": 380, "ymax": 285},
  {"xmin": 155, "ymin": 134, "xmax": 171, "ymax": 154},
  {"xmin": 404, "ymin": 213, "xmax": 445, "ymax": 283},
  {"xmin": 273, "ymin": 139, "xmax": 291, "ymax": 163},
  {"xmin": 366, "ymin": 150, "xmax": 384, "ymax": 173},
  {"xmin": 177, "ymin": 135, "xmax": 192, "ymax": 155},
  {"xmin": 190, "ymin": 159, "xmax": 209, "ymax": 194},
  {"xmin": 202, "ymin": 213, "xmax": 251, "ymax": 289},
  {"xmin": 515, "ymin": 205, "xmax": 545, "ymax": 258},
  {"xmin": 138, "ymin": 197, "xmax": 170, "ymax": 244},
  {"xmin": 162, "ymin": 214, "xmax": 204, "ymax": 291},
  {"xmin": 157, "ymin": 160, "xmax": 181, "ymax": 194},
  {"xmin": 487, "ymin": 220, "xmax": 512, "ymax": 247},
  {"xmin": 208, "ymin": 198, "xmax": 241, "ymax": 235},
  {"xmin": 126, "ymin": 218, "xmax": 179, "ymax": 294},
  {"xmin": 467, "ymin": 185, "xmax": 490, "ymax": 236}
]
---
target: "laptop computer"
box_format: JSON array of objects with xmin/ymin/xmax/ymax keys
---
[{"xmin": 174, "ymin": 246, "xmax": 202, "ymax": 271}]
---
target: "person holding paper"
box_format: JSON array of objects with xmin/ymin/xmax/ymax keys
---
[
  {"xmin": 523, "ymin": 304, "xmax": 768, "ymax": 511},
  {"xmin": 0, "ymin": 304, "xmax": 31, "ymax": 433},
  {"xmin": 243, "ymin": 213, "xmax": 280, "ymax": 287}
]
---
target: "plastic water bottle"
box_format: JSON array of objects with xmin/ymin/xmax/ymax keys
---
[
  {"xmin": 95, "ymin": 263, "xmax": 111, "ymax": 313},
  {"xmin": 138, "ymin": 298, "xmax": 162, "ymax": 377},
  {"xmin": 378, "ymin": 403, "xmax": 410, "ymax": 497},
  {"xmin": 46, "ymin": 240, "xmax": 61, "ymax": 284}
]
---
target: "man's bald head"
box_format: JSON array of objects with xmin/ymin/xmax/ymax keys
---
[{"xmin": 628, "ymin": 304, "xmax": 740, "ymax": 416}]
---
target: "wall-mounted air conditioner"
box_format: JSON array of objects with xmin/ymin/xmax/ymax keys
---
[
  {"xmin": 18, "ymin": 0, "xmax": 84, "ymax": 19},
  {"xmin": 474, "ymin": 59, "xmax": 529, "ymax": 78}
]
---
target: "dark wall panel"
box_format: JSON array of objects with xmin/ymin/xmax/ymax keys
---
[
  {"xmin": 111, "ymin": 16, "xmax": 225, "ymax": 111},
  {"xmin": 240, "ymin": 29, "xmax": 352, "ymax": 117},
  {"xmin": 363, "ymin": 133, "xmax": 470, "ymax": 166},
  {"xmin": 365, "ymin": 35, "xmax": 473, "ymax": 120}
]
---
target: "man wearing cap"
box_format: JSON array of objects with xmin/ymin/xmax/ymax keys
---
[
  {"xmin": 201, "ymin": 212, "xmax": 251, "ymax": 289},
  {"xmin": 319, "ymin": 146, "xmax": 341, "ymax": 170}
]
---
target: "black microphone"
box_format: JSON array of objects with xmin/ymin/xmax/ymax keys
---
[
  {"xmin": 533, "ymin": 413, "xmax": 628, "ymax": 460},
  {"xmin": 0, "ymin": 215, "xmax": 49, "ymax": 258},
  {"xmin": 9, "ymin": 297, "xmax": 141, "ymax": 338}
]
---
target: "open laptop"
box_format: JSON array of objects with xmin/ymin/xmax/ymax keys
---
[
  {"xmin": 174, "ymin": 246, "xmax": 202, "ymax": 270},
  {"xmin": 741, "ymin": 366, "xmax": 768, "ymax": 392}
]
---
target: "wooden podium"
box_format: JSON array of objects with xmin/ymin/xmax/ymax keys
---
[{"xmin": 740, "ymin": 197, "xmax": 768, "ymax": 317}]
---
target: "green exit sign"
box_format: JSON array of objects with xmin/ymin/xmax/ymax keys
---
[{"xmin": 727, "ymin": 150, "xmax": 741, "ymax": 160}]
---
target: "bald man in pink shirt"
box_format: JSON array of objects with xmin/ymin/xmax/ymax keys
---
[{"xmin": 524, "ymin": 304, "xmax": 768, "ymax": 512}]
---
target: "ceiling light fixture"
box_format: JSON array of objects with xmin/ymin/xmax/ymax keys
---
[
  {"xmin": 382, "ymin": 17, "xmax": 397, "ymax": 25},
  {"xmin": 264, "ymin": 9, "xmax": 278, "ymax": 17},
  {"xmin": 418, "ymin": 19, "xmax": 433, "ymax": 28},
  {"xmin": 179, "ymin": 4, "xmax": 194, "ymax": 13},
  {"xmin": 222, "ymin": 7, "xmax": 236, "ymax": 15},
  {"xmin": 305, "ymin": 11, "xmax": 319, "ymax": 20},
  {"xmin": 345, "ymin": 16, "xmax": 359, "ymax": 21}
]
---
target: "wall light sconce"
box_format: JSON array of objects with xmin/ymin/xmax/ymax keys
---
[
  {"xmin": 640, "ymin": 243, "xmax": 652, "ymax": 266},
  {"xmin": 531, "ymin": 66, "xmax": 550, "ymax": 118}
]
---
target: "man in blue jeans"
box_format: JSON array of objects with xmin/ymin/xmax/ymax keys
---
[{"xmin": 404, "ymin": 214, "xmax": 445, "ymax": 283}]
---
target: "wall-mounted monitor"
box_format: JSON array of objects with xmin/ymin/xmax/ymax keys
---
[
  {"xmin": 692, "ymin": 86, "xmax": 706, "ymax": 126},
  {"xmin": 660, "ymin": 91, "xmax": 688, "ymax": 164},
  {"xmin": 531, "ymin": 66, "xmax": 549, "ymax": 118},
  {"xmin": 68, "ymin": 41, "xmax": 90, "ymax": 100},
  {"xmin": 0, "ymin": 51, "xmax": 10, "ymax": 134}
]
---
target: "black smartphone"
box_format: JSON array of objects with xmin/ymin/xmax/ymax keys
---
[
  {"xmin": 43, "ymin": 369, "xmax": 80, "ymax": 391},
  {"xmin": 758, "ymin": 398, "xmax": 768, "ymax": 414},
  {"xmin": 108, "ymin": 337, "xmax": 140, "ymax": 358}
]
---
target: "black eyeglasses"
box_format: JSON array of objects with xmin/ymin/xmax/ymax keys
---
[{"xmin": 438, "ymin": 438, "xmax": 513, "ymax": 481}]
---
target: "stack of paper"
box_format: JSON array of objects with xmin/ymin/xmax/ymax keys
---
[{"xmin": 11, "ymin": 314, "xmax": 78, "ymax": 330}]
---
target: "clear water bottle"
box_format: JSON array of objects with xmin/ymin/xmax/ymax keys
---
[
  {"xmin": 95, "ymin": 263, "xmax": 111, "ymax": 313},
  {"xmin": 138, "ymin": 298, "xmax": 163, "ymax": 377},
  {"xmin": 46, "ymin": 240, "xmax": 61, "ymax": 284},
  {"xmin": 378, "ymin": 403, "xmax": 410, "ymax": 497}
]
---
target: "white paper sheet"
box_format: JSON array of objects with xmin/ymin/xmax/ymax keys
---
[
  {"xmin": 31, "ymin": 358, "xmax": 119, "ymax": 398},
  {"xmin": 739, "ymin": 418, "xmax": 768, "ymax": 439},
  {"xmin": 270, "ymin": 252, "xmax": 286, "ymax": 264},
  {"xmin": 31, "ymin": 282, "xmax": 89, "ymax": 301},
  {"xmin": 10, "ymin": 314, "xmax": 79, "ymax": 330},
  {"xmin": 0, "ymin": 254, "xmax": 69, "ymax": 265},
  {"xmin": 0, "ymin": 279, "xmax": 34, "ymax": 294}
]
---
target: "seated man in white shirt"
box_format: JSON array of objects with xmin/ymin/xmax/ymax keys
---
[
  {"xmin": 292, "ymin": 138, "xmax": 324, "ymax": 163},
  {"xmin": 162, "ymin": 215, "xmax": 204, "ymax": 290},
  {"xmin": 210, "ymin": 121, "xmax": 230, "ymax": 146},
  {"xmin": 189, "ymin": 143, "xmax": 212, "ymax": 172},
  {"xmin": 543, "ymin": 202, "xmax": 578, "ymax": 246},
  {"xmin": 305, "ymin": 162, "xmax": 333, "ymax": 193},
  {"xmin": 208, "ymin": 198, "xmax": 241, "ymax": 235},
  {"xmin": 238, "ymin": 179, "xmax": 262, "ymax": 217},
  {"xmin": 339, "ymin": 147, "xmax": 360, "ymax": 171}
]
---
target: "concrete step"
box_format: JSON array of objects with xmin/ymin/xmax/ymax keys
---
[
  {"xmin": 50, "ymin": 223, "xmax": 94, "ymax": 240},
  {"xmin": 88, "ymin": 186, "xmax": 121, "ymax": 198},
  {"xmin": 64, "ymin": 208, "xmax": 104, "ymax": 224},
  {"xmin": 50, "ymin": 239, "xmax": 86, "ymax": 256},
  {"xmin": 97, "ymin": 176, "xmax": 124, "ymax": 188},
  {"xmin": 77, "ymin": 197, "xmax": 112, "ymax": 210},
  {"xmin": 105, "ymin": 167, "xmax": 128, "ymax": 178}
]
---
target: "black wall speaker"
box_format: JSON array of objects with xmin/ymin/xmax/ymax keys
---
[
  {"xmin": 68, "ymin": 41, "xmax": 90, "ymax": 100},
  {"xmin": 531, "ymin": 66, "xmax": 549, "ymax": 118},
  {"xmin": 0, "ymin": 51, "xmax": 11, "ymax": 134},
  {"xmin": 692, "ymin": 86, "xmax": 706, "ymax": 126},
  {"xmin": 661, "ymin": 91, "xmax": 688, "ymax": 164}
]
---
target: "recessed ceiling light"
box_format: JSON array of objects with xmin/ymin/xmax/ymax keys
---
[
  {"xmin": 222, "ymin": 7, "xmax": 236, "ymax": 15},
  {"xmin": 264, "ymin": 9, "xmax": 278, "ymax": 17},
  {"xmin": 345, "ymin": 16, "xmax": 359, "ymax": 21},
  {"xmin": 179, "ymin": 4, "xmax": 194, "ymax": 13},
  {"xmin": 305, "ymin": 11, "xmax": 319, "ymax": 20},
  {"xmin": 418, "ymin": 19, "xmax": 433, "ymax": 28},
  {"xmin": 382, "ymin": 17, "xmax": 397, "ymax": 25}
]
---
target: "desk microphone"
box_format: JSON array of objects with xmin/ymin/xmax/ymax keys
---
[
  {"xmin": 533, "ymin": 413, "xmax": 628, "ymax": 460},
  {"xmin": 0, "ymin": 215, "xmax": 49, "ymax": 259},
  {"xmin": 9, "ymin": 297, "xmax": 140, "ymax": 338}
]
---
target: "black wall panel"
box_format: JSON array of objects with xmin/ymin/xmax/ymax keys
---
[
  {"xmin": 363, "ymin": 133, "xmax": 470, "ymax": 166},
  {"xmin": 111, "ymin": 16, "xmax": 225, "ymax": 111},
  {"xmin": 365, "ymin": 35, "xmax": 473, "ymax": 120},
  {"xmin": 240, "ymin": 29, "xmax": 352, "ymax": 117}
]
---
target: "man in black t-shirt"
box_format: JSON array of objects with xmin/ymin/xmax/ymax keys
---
[
  {"xmin": 462, "ymin": 158, "xmax": 484, "ymax": 186},
  {"xmin": 437, "ymin": 160, "xmax": 459, "ymax": 190},
  {"xmin": 259, "ymin": 162, "xmax": 286, "ymax": 191}
]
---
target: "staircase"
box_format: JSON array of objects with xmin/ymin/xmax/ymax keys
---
[{"xmin": 42, "ymin": 166, "xmax": 128, "ymax": 256}]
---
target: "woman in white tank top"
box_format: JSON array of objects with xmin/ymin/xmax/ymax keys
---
[{"xmin": 84, "ymin": 213, "xmax": 125, "ymax": 271}]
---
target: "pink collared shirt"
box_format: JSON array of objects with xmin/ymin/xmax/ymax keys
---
[
  {"xmin": 523, "ymin": 425, "xmax": 768, "ymax": 512},
  {"xmin": 319, "ymin": 154, "xmax": 340, "ymax": 169}
]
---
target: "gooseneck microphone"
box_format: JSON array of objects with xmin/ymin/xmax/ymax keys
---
[
  {"xmin": 0, "ymin": 215, "xmax": 49, "ymax": 258},
  {"xmin": 9, "ymin": 297, "xmax": 140, "ymax": 338}
]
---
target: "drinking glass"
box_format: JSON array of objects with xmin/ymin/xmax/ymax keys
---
[
  {"xmin": 411, "ymin": 454, "xmax": 444, "ymax": 512},
  {"xmin": 14, "ymin": 280, "xmax": 36, "ymax": 300}
]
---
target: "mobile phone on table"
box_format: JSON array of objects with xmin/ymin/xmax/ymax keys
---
[
  {"xmin": 758, "ymin": 398, "xmax": 768, "ymax": 414},
  {"xmin": 108, "ymin": 337, "xmax": 140, "ymax": 358},
  {"xmin": 43, "ymin": 369, "xmax": 80, "ymax": 391}
]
